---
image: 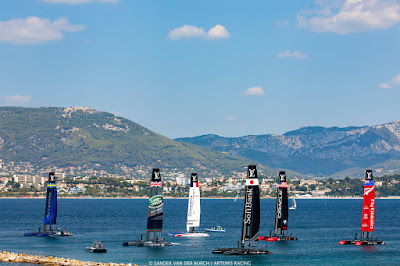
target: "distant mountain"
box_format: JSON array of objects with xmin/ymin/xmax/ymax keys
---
[
  {"xmin": 176, "ymin": 121, "xmax": 400, "ymax": 177},
  {"xmin": 0, "ymin": 107, "xmax": 270, "ymax": 178}
]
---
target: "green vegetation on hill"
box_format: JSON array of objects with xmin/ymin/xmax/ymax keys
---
[{"xmin": 0, "ymin": 107, "xmax": 265, "ymax": 177}]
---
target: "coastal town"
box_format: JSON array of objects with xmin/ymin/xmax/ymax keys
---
[{"xmin": 1, "ymin": 160, "xmax": 399, "ymax": 198}]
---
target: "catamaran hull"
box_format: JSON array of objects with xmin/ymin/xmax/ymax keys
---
[
  {"xmin": 339, "ymin": 240, "xmax": 385, "ymax": 245},
  {"xmin": 168, "ymin": 232, "xmax": 209, "ymax": 237},
  {"xmin": 122, "ymin": 241, "xmax": 179, "ymax": 247},
  {"xmin": 212, "ymin": 248, "xmax": 271, "ymax": 255},
  {"xmin": 258, "ymin": 236, "xmax": 298, "ymax": 241},
  {"xmin": 205, "ymin": 229, "xmax": 226, "ymax": 232}
]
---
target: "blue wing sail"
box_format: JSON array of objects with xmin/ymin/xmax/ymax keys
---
[{"xmin": 44, "ymin": 183, "xmax": 57, "ymax": 225}]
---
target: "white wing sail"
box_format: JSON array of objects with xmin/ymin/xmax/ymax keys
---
[{"xmin": 186, "ymin": 173, "xmax": 201, "ymax": 232}]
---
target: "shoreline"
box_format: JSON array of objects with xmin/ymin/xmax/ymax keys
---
[
  {"xmin": 0, "ymin": 251, "xmax": 135, "ymax": 266},
  {"xmin": 1, "ymin": 196, "xmax": 400, "ymax": 200}
]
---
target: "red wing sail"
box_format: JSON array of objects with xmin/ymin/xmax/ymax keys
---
[{"xmin": 361, "ymin": 179, "xmax": 375, "ymax": 232}]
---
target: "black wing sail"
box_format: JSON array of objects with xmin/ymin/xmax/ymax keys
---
[
  {"xmin": 241, "ymin": 165, "xmax": 260, "ymax": 247},
  {"xmin": 146, "ymin": 168, "xmax": 163, "ymax": 241},
  {"xmin": 275, "ymin": 171, "xmax": 289, "ymax": 234}
]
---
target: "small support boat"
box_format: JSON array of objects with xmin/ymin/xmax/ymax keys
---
[
  {"xmin": 86, "ymin": 241, "xmax": 107, "ymax": 253},
  {"xmin": 339, "ymin": 170, "xmax": 385, "ymax": 246},
  {"xmin": 205, "ymin": 226, "xmax": 226, "ymax": 232}
]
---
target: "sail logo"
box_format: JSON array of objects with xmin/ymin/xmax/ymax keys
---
[
  {"xmin": 364, "ymin": 187, "xmax": 374, "ymax": 195},
  {"xmin": 277, "ymin": 190, "xmax": 283, "ymax": 219},
  {"xmin": 244, "ymin": 187, "xmax": 253, "ymax": 224},
  {"xmin": 248, "ymin": 169, "xmax": 256, "ymax": 178},
  {"xmin": 154, "ymin": 172, "xmax": 161, "ymax": 180},
  {"xmin": 279, "ymin": 173, "xmax": 285, "ymax": 181},
  {"xmin": 49, "ymin": 173, "xmax": 55, "ymax": 182},
  {"xmin": 149, "ymin": 195, "xmax": 163, "ymax": 208},
  {"xmin": 370, "ymin": 199, "xmax": 375, "ymax": 230},
  {"xmin": 366, "ymin": 171, "xmax": 372, "ymax": 179},
  {"xmin": 192, "ymin": 175, "xmax": 198, "ymax": 183}
]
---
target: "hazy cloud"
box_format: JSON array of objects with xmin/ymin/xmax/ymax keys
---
[
  {"xmin": 168, "ymin": 24, "xmax": 230, "ymax": 40},
  {"xmin": 297, "ymin": 0, "xmax": 400, "ymax": 34},
  {"xmin": 2, "ymin": 94, "xmax": 32, "ymax": 105},
  {"xmin": 0, "ymin": 17, "xmax": 86, "ymax": 44},
  {"xmin": 277, "ymin": 50, "xmax": 308, "ymax": 59},
  {"xmin": 242, "ymin": 86, "xmax": 264, "ymax": 96},
  {"xmin": 379, "ymin": 83, "xmax": 392, "ymax": 89},
  {"xmin": 225, "ymin": 116, "xmax": 236, "ymax": 121},
  {"xmin": 42, "ymin": 0, "xmax": 118, "ymax": 4},
  {"xmin": 379, "ymin": 73, "xmax": 400, "ymax": 89}
]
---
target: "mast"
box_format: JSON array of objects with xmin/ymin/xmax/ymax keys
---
[
  {"xmin": 186, "ymin": 173, "xmax": 201, "ymax": 233},
  {"xmin": 241, "ymin": 165, "xmax": 260, "ymax": 248},
  {"xmin": 274, "ymin": 171, "xmax": 289, "ymax": 235},
  {"xmin": 43, "ymin": 172, "xmax": 57, "ymax": 232},
  {"xmin": 361, "ymin": 169, "xmax": 375, "ymax": 240},
  {"xmin": 146, "ymin": 168, "xmax": 164, "ymax": 241}
]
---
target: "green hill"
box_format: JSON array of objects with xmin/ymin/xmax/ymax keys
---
[{"xmin": 0, "ymin": 107, "xmax": 273, "ymax": 178}]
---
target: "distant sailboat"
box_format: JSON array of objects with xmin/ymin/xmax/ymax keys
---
[
  {"xmin": 212, "ymin": 165, "xmax": 270, "ymax": 255},
  {"xmin": 289, "ymin": 198, "xmax": 297, "ymax": 210},
  {"xmin": 169, "ymin": 173, "xmax": 209, "ymax": 237},
  {"xmin": 24, "ymin": 172, "xmax": 72, "ymax": 237},
  {"xmin": 123, "ymin": 168, "xmax": 179, "ymax": 247},
  {"xmin": 339, "ymin": 170, "xmax": 384, "ymax": 245},
  {"xmin": 259, "ymin": 171, "xmax": 297, "ymax": 242}
]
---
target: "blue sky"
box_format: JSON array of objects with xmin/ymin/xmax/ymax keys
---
[{"xmin": 1, "ymin": 0, "xmax": 400, "ymax": 138}]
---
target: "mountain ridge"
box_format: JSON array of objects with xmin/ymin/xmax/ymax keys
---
[{"xmin": 176, "ymin": 120, "xmax": 400, "ymax": 177}]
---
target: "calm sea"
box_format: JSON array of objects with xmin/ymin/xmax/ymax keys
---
[{"xmin": 0, "ymin": 199, "xmax": 399, "ymax": 265}]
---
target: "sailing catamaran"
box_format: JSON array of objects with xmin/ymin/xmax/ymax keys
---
[
  {"xmin": 169, "ymin": 173, "xmax": 209, "ymax": 237},
  {"xmin": 123, "ymin": 168, "xmax": 179, "ymax": 247},
  {"xmin": 24, "ymin": 172, "xmax": 72, "ymax": 237},
  {"xmin": 213, "ymin": 165, "xmax": 270, "ymax": 255},
  {"xmin": 289, "ymin": 198, "xmax": 296, "ymax": 210},
  {"xmin": 339, "ymin": 170, "xmax": 385, "ymax": 245},
  {"xmin": 259, "ymin": 171, "xmax": 297, "ymax": 242}
]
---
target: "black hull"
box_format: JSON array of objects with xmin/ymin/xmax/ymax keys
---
[
  {"xmin": 212, "ymin": 248, "xmax": 271, "ymax": 255},
  {"xmin": 339, "ymin": 239, "xmax": 385, "ymax": 245},
  {"xmin": 259, "ymin": 235, "xmax": 298, "ymax": 241}
]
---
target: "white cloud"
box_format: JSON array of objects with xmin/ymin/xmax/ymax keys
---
[
  {"xmin": 2, "ymin": 94, "xmax": 32, "ymax": 105},
  {"xmin": 168, "ymin": 24, "xmax": 230, "ymax": 40},
  {"xmin": 225, "ymin": 116, "xmax": 236, "ymax": 121},
  {"xmin": 0, "ymin": 17, "xmax": 86, "ymax": 44},
  {"xmin": 379, "ymin": 83, "xmax": 392, "ymax": 89},
  {"xmin": 242, "ymin": 86, "xmax": 264, "ymax": 96},
  {"xmin": 298, "ymin": 0, "xmax": 400, "ymax": 34},
  {"xmin": 207, "ymin": 25, "xmax": 231, "ymax": 39},
  {"xmin": 168, "ymin": 25, "xmax": 206, "ymax": 40},
  {"xmin": 379, "ymin": 73, "xmax": 400, "ymax": 89},
  {"xmin": 277, "ymin": 50, "xmax": 308, "ymax": 59},
  {"xmin": 42, "ymin": 0, "xmax": 117, "ymax": 4}
]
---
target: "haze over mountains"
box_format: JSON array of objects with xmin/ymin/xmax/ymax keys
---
[{"xmin": 176, "ymin": 120, "xmax": 400, "ymax": 178}]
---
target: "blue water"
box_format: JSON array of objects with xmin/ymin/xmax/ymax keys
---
[{"xmin": 0, "ymin": 199, "xmax": 399, "ymax": 265}]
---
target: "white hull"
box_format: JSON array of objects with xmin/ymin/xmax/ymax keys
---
[{"xmin": 169, "ymin": 232, "xmax": 209, "ymax": 237}]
